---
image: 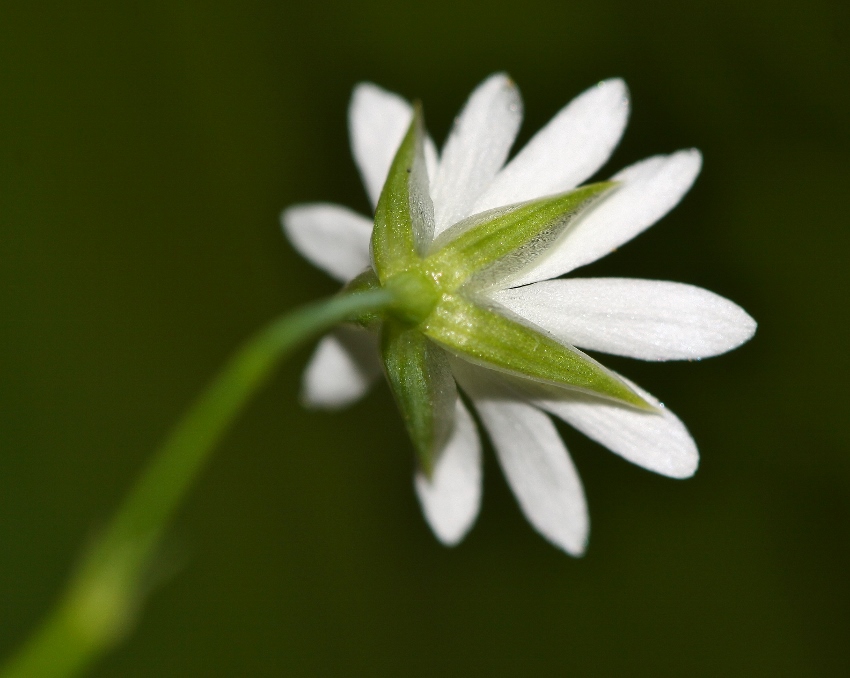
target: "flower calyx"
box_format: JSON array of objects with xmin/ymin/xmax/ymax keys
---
[
  {"xmin": 357, "ymin": 102, "xmax": 655, "ymax": 471},
  {"xmin": 369, "ymin": 104, "xmax": 650, "ymax": 402}
]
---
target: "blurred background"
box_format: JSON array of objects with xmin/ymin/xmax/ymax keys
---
[{"xmin": 1, "ymin": 1, "xmax": 848, "ymax": 675}]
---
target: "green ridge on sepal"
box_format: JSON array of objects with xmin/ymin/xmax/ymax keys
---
[
  {"xmin": 423, "ymin": 293, "xmax": 652, "ymax": 410},
  {"xmin": 380, "ymin": 321, "xmax": 457, "ymax": 475}
]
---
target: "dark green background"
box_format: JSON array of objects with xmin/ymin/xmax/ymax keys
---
[{"xmin": 2, "ymin": 1, "xmax": 848, "ymax": 675}]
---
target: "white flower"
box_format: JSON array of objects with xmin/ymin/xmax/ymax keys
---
[{"xmin": 282, "ymin": 74, "xmax": 756, "ymax": 555}]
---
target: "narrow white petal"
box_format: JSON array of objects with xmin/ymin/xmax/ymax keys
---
[
  {"xmin": 414, "ymin": 398, "xmax": 483, "ymax": 546},
  {"xmin": 510, "ymin": 150, "xmax": 703, "ymax": 286},
  {"xmin": 281, "ymin": 203, "xmax": 373, "ymax": 282},
  {"xmin": 424, "ymin": 135, "xmax": 439, "ymax": 185},
  {"xmin": 407, "ymin": 122, "xmax": 437, "ymax": 255},
  {"xmin": 431, "ymin": 74, "xmax": 523, "ymax": 236},
  {"xmin": 349, "ymin": 83, "xmax": 413, "ymax": 208},
  {"xmin": 301, "ymin": 328, "xmax": 381, "ymax": 409},
  {"xmin": 454, "ymin": 364, "xmax": 588, "ymax": 556},
  {"xmin": 491, "ymin": 278, "xmax": 757, "ymax": 361},
  {"xmin": 531, "ymin": 377, "xmax": 698, "ymax": 479},
  {"xmin": 473, "ymin": 79, "xmax": 630, "ymax": 213}
]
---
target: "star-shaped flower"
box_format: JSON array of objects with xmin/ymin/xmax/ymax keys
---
[{"xmin": 282, "ymin": 74, "xmax": 755, "ymax": 555}]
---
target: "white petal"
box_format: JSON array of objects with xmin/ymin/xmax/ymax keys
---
[
  {"xmin": 510, "ymin": 149, "xmax": 703, "ymax": 286},
  {"xmin": 491, "ymin": 278, "xmax": 757, "ymax": 361},
  {"xmin": 454, "ymin": 364, "xmax": 588, "ymax": 556},
  {"xmin": 431, "ymin": 74, "xmax": 523, "ymax": 236},
  {"xmin": 531, "ymin": 377, "xmax": 698, "ymax": 479},
  {"xmin": 349, "ymin": 83, "xmax": 413, "ymax": 208},
  {"xmin": 424, "ymin": 136, "xmax": 439, "ymax": 185},
  {"xmin": 407, "ymin": 121, "xmax": 437, "ymax": 255},
  {"xmin": 301, "ymin": 328, "xmax": 381, "ymax": 409},
  {"xmin": 414, "ymin": 398, "xmax": 482, "ymax": 546},
  {"xmin": 473, "ymin": 78, "xmax": 630, "ymax": 213},
  {"xmin": 281, "ymin": 203, "xmax": 373, "ymax": 282}
]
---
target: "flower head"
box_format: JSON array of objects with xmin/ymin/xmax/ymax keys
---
[{"xmin": 282, "ymin": 74, "xmax": 756, "ymax": 555}]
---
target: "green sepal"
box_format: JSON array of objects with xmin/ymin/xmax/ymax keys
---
[
  {"xmin": 380, "ymin": 320, "xmax": 457, "ymax": 475},
  {"xmin": 425, "ymin": 182, "xmax": 615, "ymax": 291},
  {"xmin": 422, "ymin": 293, "xmax": 652, "ymax": 410},
  {"xmin": 371, "ymin": 103, "xmax": 434, "ymax": 281}
]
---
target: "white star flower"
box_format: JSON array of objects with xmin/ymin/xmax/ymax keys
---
[{"xmin": 282, "ymin": 74, "xmax": 756, "ymax": 555}]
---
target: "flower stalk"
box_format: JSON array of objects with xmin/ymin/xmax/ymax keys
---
[{"xmin": 0, "ymin": 288, "xmax": 396, "ymax": 678}]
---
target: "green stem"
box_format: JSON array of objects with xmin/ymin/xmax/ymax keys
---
[{"xmin": 1, "ymin": 288, "xmax": 395, "ymax": 678}]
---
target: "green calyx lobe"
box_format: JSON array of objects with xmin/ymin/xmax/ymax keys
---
[
  {"xmin": 425, "ymin": 181, "xmax": 615, "ymax": 291},
  {"xmin": 371, "ymin": 102, "xmax": 433, "ymax": 280},
  {"xmin": 381, "ymin": 321, "xmax": 456, "ymax": 476},
  {"xmin": 422, "ymin": 294, "xmax": 652, "ymax": 410},
  {"xmin": 368, "ymin": 103, "xmax": 440, "ymax": 325}
]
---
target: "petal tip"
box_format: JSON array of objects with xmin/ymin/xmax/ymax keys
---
[
  {"xmin": 599, "ymin": 77, "xmax": 629, "ymax": 100},
  {"xmin": 279, "ymin": 204, "xmax": 306, "ymax": 245},
  {"xmin": 664, "ymin": 459, "xmax": 699, "ymax": 480},
  {"xmin": 486, "ymin": 71, "xmax": 515, "ymax": 86},
  {"xmin": 279, "ymin": 204, "xmax": 309, "ymax": 234},
  {"xmin": 727, "ymin": 306, "xmax": 758, "ymax": 351},
  {"xmin": 279, "ymin": 204, "xmax": 297, "ymax": 225},
  {"xmin": 414, "ymin": 470, "xmax": 479, "ymax": 547},
  {"xmin": 551, "ymin": 519, "xmax": 589, "ymax": 557},
  {"xmin": 477, "ymin": 72, "xmax": 522, "ymax": 107},
  {"xmin": 350, "ymin": 81, "xmax": 384, "ymax": 101},
  {"xmin": 589, "ymin": 78, "xmax": 631, "ymax": 119},
  {"xmin": 565, "ymin": 534, "xmax": 589, "ymax": 558},
  {"xmin": 298, "ymin": 381, "xmax": 356, "ymax": 411},
  {"xmin": 657, "ymin": 434, "xmax": 700, "ymax": 479},
  {"xmin": 667, "ymin": 453, "xmax": 700, "ymax": 479},
  {"xmin": 679, "ymin": 147, "xmax": 704, "ymax": 175}
]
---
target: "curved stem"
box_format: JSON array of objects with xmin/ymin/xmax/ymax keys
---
[{"xmin": 1, "ymin": 288, "xmax": 395, "ymax": 678}]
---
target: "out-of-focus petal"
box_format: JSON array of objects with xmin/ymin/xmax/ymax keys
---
[
  {"xmin": 281, "ymin": 203, "xmax": 373, "ymax": 282},
  {"xmin": 349, "ymin": 83, "xmax": 413, "ymax": 208},
  {"xmin": 414, "ymin": 398, "xmax": 483, "ymax": 546},
  {"xmin": 301, "ymin": 328, "xmax": 381, "ymax": 409}
]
